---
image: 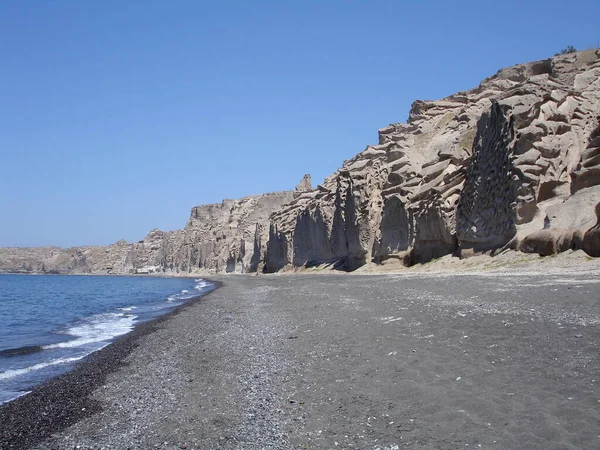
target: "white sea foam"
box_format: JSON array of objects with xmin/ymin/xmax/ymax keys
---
[
  {"xmin": 0, "ymin": 276, "xmax": 215, "ymax": 405},
  {"xmin": 0, "ymin": 356, "xmax": 85, "ymax": 381},
  {"xmin": 0, "ymin": 389, "xmax": 31, "ymax": 405},
  {"xmin": 43, "ymin": 312, "xmax": 136, "ymax": 350},
  {"xmin": 118, "ymin": 306, "xmax": 137, "ymax": 312},
  {"xmin": 194, "ymin": 281, "xmax": 209, "ymax": 290},
  {"xmin": 163, "ymin": 280, "xmax": 212, "ymax": 303}
]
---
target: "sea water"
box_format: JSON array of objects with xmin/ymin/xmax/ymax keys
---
[{"xmin": 0, "ymin": 274, "xmax": 214, "ymax": 404}]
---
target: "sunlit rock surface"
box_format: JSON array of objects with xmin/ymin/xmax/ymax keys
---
[
  {"xmin": 265, "ymin": 50, "xmax": 600, "ymax": 270},
  {"xmin": 2, "ymin": 50, "xmax": 599, "ymax": 274}
]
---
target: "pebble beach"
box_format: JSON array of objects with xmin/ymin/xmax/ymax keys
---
[{"xmin": 1, "ymin": 268, "xmax": 599, "ymax": 449}]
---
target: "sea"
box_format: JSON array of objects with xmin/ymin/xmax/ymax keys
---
[{"xmin": 0, "ymin": 274, "xmax": 214, "ymax": 405}]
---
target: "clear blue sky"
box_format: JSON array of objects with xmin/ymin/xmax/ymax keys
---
[{"xmin": 1, "ymin": 0, "xmax": 598, "ymax": 247}]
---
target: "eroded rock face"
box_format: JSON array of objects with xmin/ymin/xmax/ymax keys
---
[
  {"xmin": 2, "ymin": 51, "xmax": 600, "ymax": 274},
  {"xmin": 456, "ymin": 100, "xmax": 517, "ymax": 252},
  {"xmin": 0, "ymin": 240, "xmax": 136, "ymax": 275},
  {"xmin": 295, "ymin": 174, "xmax": 312, "ymax": 194},
  {"xmin": 583, "ymin": 202, "xmax": 600, "ymax": 257},
  {"xmin": 0, "ymin": 191, "xmax": 296, "ymax": 275},
  {"xmin": 265, "ymin": 50, "xmax": 600, "ymax": 270},
  {"xmin": 164, "ymin": 191, "xmax": 295, "ymax": 274},
  {"xmin": 266, "ymin": 153, "xmax": 387, "ymax": 271}
]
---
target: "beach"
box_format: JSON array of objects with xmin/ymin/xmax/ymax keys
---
[{"xmin": 1, "ymin": 268, "xmax": 599, "ymax": 449}]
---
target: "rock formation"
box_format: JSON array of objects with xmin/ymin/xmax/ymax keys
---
[
  {"xmin": 294, "ymin": 174, "xmax": 312, "ymax": 196},
  {"xmin": 583, "ymin": 202, "xmax": 600, "ymax": 257},
  {"xmin": 0, "ymin": 191, "xmax": 295, "ymax": 275},
  {"xmin": 0, "ymin": 240, "xmax": 134, "ymax": 275},
  {"xmin": 157, "ymin": 191, "xmax": 295, "ymax": 274},
  {"xmin": 265, "ymin": 49, "xmax": 600, "ymax": 271},
  {"xmin": 1, "ymin": 50, "xmax": 599, "ymax": 275}
]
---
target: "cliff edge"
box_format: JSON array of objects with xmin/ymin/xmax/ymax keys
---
[
  {"xmin": 265, "ymin": 49, "xmax": 600, "ymax": 271},
  {"xmin": 0, "ymin": 190, "xmax": 296, "ymax": 275},
  {"xmin": 2, "ymin": 50, "xmax": 599, "ymax": 275}
]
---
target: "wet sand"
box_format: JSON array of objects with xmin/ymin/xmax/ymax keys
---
[{"xmin": 1, "ymin": 271, "xmax": 599, "ymax": 449}]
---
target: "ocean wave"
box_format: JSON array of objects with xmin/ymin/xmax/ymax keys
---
[
  {"xmin": 0, "ymin": 275, "xmax": 216, "ymax": 406},
  {"xmin": 194, "ymin": 281, "xmax": 209, "ymax": 290},
  {"xmin": 43, "ymin": 312, "xmax": 136, "ymax": 350},
  {"xmin": 0, "ymin": 389, "xmax": 31, "ymax": 405},
  {"xmin": 0, "ymin": 355, "xmax": 85, "ymax": 381},
  {"xmin": 0, "ymin": 345, "xmax": 44, "ymax": 358},
  {"xmin": 117, "ymin": 306, "xmax": 137, "ymax": 312},
  {"xmin": 163, "ymin": 279, "xmax": 213, "ymax": 303}
]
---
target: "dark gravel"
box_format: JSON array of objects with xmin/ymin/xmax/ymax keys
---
[
  {"xmin": 0, "ymin": 281, "xmax": 222, "ymax": 449},
  {"xmin": 1, "ymin": 271, "xmax": 599, "ymax": 449}
]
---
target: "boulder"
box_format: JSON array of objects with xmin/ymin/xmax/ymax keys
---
[
  {"xmin": 583, "ymin": 203, "xmax": 600, "ymax": 257},
  {"xmin": 520, "ymin": 229, "xmax": 583, "ymax": 256}
]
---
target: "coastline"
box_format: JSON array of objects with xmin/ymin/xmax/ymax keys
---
[
  {"xmin": 2, "ymin": 272, "xmax": 596, "ymax": 449},
  {"xmin": 3, "ymin": 247, "xmax": 600, "ymax": 279},
  {"xmin": 0, "ymin": 280, "xmax": 222, "ymax": 449},
  {"xmin": 1, "ymin": 258, "xmax": 599, "ymax": 448}
]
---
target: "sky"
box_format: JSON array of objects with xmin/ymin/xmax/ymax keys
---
[{"xmin": 1, "ymin": 0, "xmax": 598, "ymax": 247}]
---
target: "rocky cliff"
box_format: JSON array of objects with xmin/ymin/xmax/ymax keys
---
[
  {"xmin": 0, "ymin": 241, "xmax": 134, "ymax": 275},
  {"xmin": 0, "ymin": 191, "xmax": 296, "ymax": 275},
  {"xmin": 2, "ymin": 50, "xmax": 599, "ymax": 275},
  {"xmin": 156, "ymin": 191, "xmax": 296, "ymax": 274},
  {"xmin": 265, "ymin": 49, "xmax": 600, "ymax": 271}
]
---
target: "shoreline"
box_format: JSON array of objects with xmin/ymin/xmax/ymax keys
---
[
  {"xmin": 0, "ymin": 280, "xmax": 222, "ymax": 449},
  {"xmin": 0, "ymin": 271, "xmax": 204, "ymax": 278},
  {"xmin": 2, "ymin": 248, "xmax": 600, "ymax": 279},
  {"xmin": 21, "ymin": 272, "xmax": 598, "ymax": 449},
  {"xmin": 1, "ymin": 264, "xmax": 599, "ymax": 448}
]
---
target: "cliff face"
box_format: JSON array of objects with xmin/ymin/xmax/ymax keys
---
[
  {"xmin": 265, "ymin": 50, "xmax": 600, "ymax": 271},
  {"xmin": 157, "ymin": 191, "xmax": 296, "ymax": 274},
  {"xmin": 2, "ymin": 51, "xmax": 599, "ymax": 275},
  {"xmin": 0, "ymin": 240, "xmax": 133, "ymax": 275},
  {"xmin": 0, "ymin": 191, "xmax": 295, "ymax": 275}
]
